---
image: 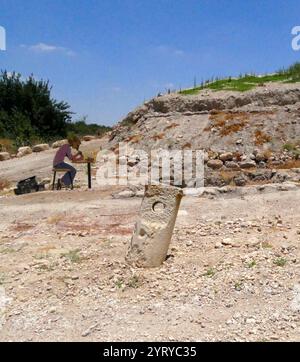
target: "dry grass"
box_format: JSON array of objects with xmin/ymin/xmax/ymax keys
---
[
  {"xmin": 220, "ymin": 122, "xmax": 247, "ymax": 136},
  {"xmin": 219, "ymin": 170, "xmax": 237, "ymax": 185},
  {"xmin": 127, "ymin": 135, "xmax": 142, "ymax": 144},
  {"xmin": 270, "ymin": 159, "xmax": 300, "ymax": 169},
  {"xmin": 164, "ymin": 123, "xmax": 179, "ymax": 131},
  {"xmin": 206, "ymin": 111, "xmax": 249, "ymax": 136},
  {"xmin": 254, "ymin": 130, "xmax": 272, "ymax": 146},
  {"xmin": 61, "ymin": 249, "xmax": 82, "ymax": 263},
  {"xmin": 206, "ymin": 111, "xmax": 275, "ymax": 138},
  {"xmin": 0, "ymin": 138, "xmax": 16, "ymax": 154},
  {"xmin": 152, "ymin": 133, "xmax": 165, "ymax": 141},
  {"xmin": 262, "ymin": 149, "xmax": 273, "ymax": 159},
  {"xmin": 182, "ymin": 142, "xmax": 192, "ymax": 149},
  {"xmin": 232, "ymin": 151, "xmax": 243, "ymax": 162},
  {"xmin": 10, "ymin": 223, "xmax": 34, "ymax": 232}
]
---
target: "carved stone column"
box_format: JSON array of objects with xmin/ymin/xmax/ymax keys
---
[{"xmin": 126, "ymin": 184, "xmax": 183, "ymax": 268}]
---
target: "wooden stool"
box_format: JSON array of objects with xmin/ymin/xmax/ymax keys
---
[{"xmin": 52, "ymin": 168, "xmax": 74, "ymax": 190}]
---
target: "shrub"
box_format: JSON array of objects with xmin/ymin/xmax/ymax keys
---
[
  {"xmin": 254, "ymin": 130, "xmax": 272, "ymax": 146},
  {"xmin": 283, "ymin": 143, "xmax": 295, "ymax": 152},
  {"xmin": 0, "ymin": 138, "xmax": 16, "ymax": 153},
  {"xmin": 0, "ymin": 71, "xmax": 111, "ymax": 145},
  {"xmin": 66, "ymin": 116, "xmax": 111, "ymax": 137}
]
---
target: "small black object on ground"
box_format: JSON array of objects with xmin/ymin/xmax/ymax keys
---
[{"xmin": 14, "ymin": 176, "xmax": 45, "ymax": 195}]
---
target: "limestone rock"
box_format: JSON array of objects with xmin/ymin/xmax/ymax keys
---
[
  {"xmin": 33, "ymin": 144, "xmax": 50, "ymax": 152},
  {"xmin": 222, "ymin": 237, "xmax": 234, "ymax": 246},
  {"xmin": 234, "ymin": 173, "xmax": 248, "ymax": 186},
  {"xmin": 225, "ymin": 161, "xmax": 240, "ymax": 170},
  {"xmin": 207, "ymin": 159, "xmax": 223, "ymax": 170},
  {"xmin": 220, "ymin": 152, "xmax": 233, "ymax": 162},
  {"xmin": 17, "ymin": 146, "xmax": 32, "ymax": 158},
  {"xmin": 255, "ymin": 152, "xmax": 268, "ymax": 162},
  {"xmin": 0, "ymin": 152, "xmax": 10, "ymax": 161},
  {"xmin": 126, "ymin": 185, "xmax": 183, "ymax": 268},
  {"xmin": 52, "ymin": 139, "xmax": 68, "ymax": 148},
  {"xmin": 239, "ymin": 160, "xmax": 256, "ymax": 169}
]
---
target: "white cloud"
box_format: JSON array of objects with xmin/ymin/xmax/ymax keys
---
[
  {"xmin": 21, "ymin": 42, "xmax": 76, "ymax": 57},
  {"xmin": 174, "ymin": 49, "xmax": 185, "ymax": 56},
  {"xmin": 153, "ymin": 45, "xmax": 185, "ymax": 57}
]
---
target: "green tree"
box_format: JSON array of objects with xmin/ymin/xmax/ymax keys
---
[
  {"xmin": 0, "ymin": 70, "xmax": 72, "ymax": 142},
  {"xmin": 67, "ymin": 116, "xmax": 111, "ymax": 136}
]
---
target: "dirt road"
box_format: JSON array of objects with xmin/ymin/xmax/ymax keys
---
[{"xmin": 0, "ymin": 139, "xmax": 104, "ymax": 183}]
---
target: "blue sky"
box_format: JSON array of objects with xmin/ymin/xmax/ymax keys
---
[{"xmin": 1, "ymin": 0, "xmax": 300, "ymax": 126}]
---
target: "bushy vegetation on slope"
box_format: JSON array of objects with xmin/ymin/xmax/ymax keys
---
[{"xmin": 180, "ymin": 62, "xmax": 300, "ymax": 95}]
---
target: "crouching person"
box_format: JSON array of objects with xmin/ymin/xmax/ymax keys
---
[{"xmin": 53, "ymin": 134, "xmax": 84, "ymax": 188}]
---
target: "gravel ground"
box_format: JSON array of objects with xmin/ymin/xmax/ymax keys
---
[{"xmin": 0, "ymin": 187, "xmax": 299, "ymax": 341}]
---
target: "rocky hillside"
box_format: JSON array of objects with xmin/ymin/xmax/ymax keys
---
[{"xmin": 104, "ymin": 82, "xmax": 300, "ymax": 188}]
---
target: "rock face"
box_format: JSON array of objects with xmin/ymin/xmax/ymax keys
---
[
  {"xmin": 0, "ymin": 152, "xmax": 10, "ymax": 161},
  {"xmin": 33, "ymin": 144, "xmax": 50, "ymax": 152},
  {"xmin": 104, "ymin": 83, "xmax": 300, "ymax": 154},
  {"xmin": 52, "ymin": 140, "xmax": 68, "ymax": 148},
  {"xmin": 126, "ymin": 185, "xmax": 183, "ymax": 268},
  {"xmin": 101, "ymin": 82, "xmax": 300, "ymax": 187},
  {"xmin": 17, "ymin": 146, "xmax": 32, "ymax": 158}
]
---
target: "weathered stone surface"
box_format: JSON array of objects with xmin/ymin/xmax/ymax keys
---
[
  {"xmin": 207, "ymin": 159, "xmax": 223, "ymax": 170},
  {"xmin": 234, "ymin": 173, "xmax": 248, "ymax": 186},
  {"xmin": 52, "ymin": 139, "xmax": 67, "ymax": 148},
  {"xmin": 219, "ymin": 152, "xmax": 233, "ymax": 162},
  {"xmin": 239, "ymin": 160, "xmax": 256, "ymax": 169},
  {"xmin": 17, "ymin": 146, "xmax": 32, "ymax": 158},
  {"xmin": 18, "ymin": 146, "xmax": 32, "ymax": 154},
  {"xmin": 222, "ymin": 237, "xmax": 234, "ymax": 246},
  {"xmin": 33, "ymin": 144, "xmax": 50, "ymax": 152},
  {"xmin": 250, "ymin": 170, "xmax": 273, "ymax": 182},
  {"xmin": 225, "ymin": 161, "xmax": 240, "ymax": 170},
  {"xmin": 126, "ymin": 184, "xmax": 183, "ymax": 268},
  {"xmin": 255, "ymin": 152, "xmax": 268, "ymax": 162},
  {"xmin": 0, "ymin": 152, "xmax": 10, "ymax": 161}
]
